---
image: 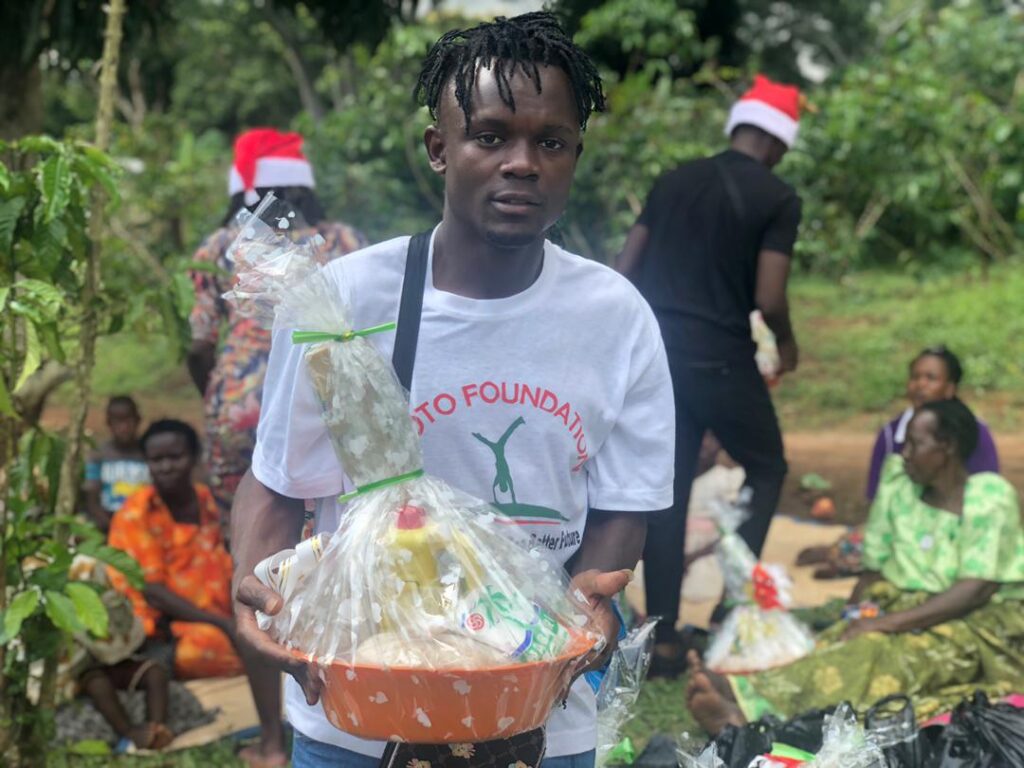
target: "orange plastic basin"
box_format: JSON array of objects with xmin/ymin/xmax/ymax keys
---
[{"xmin": 308, "ymin": 633, "xmax": 597, "ymax": 743}]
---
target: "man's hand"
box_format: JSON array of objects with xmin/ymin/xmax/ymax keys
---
[
  {"xmin": 236, "ymin": 574, "xmax": 323, "ymax": 705},
  {"xmin": 570, "ymin": 568, "xmax": 633, "ymax": 672}
]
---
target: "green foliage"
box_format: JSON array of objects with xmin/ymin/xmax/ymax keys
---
[
  {"xmin": 0, "ymin": 135, "xmax": 162, "ymax": 761},
  {"xmin": 575, "ymin": 0, "xmax": 707, "ymax": 75},
  {"xmin": 47, "ymin": 736, "xmax": 245, "ymax": 766},
  {"xmin": 0, "ymin": 426, "xmax": 145, "ymax": 747},
  {"xmin": 0, "ymin": 137, "xmax": 194, "ymax": 393},
  {"xmin": 299, "ymin": 21, "xmax": 447, "ymax": 241},
  {"xmin": 789, "ymin": 3, "xmax": 1024, "ymax": 273}
]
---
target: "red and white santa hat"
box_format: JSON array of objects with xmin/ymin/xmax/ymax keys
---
[
  {"xmin": 725, "ymin": 74, "xmax": 802, "ymax": 148},
  {"xmin": 228, "ymin": 128, "xmax": 316, "ymax": 205}
]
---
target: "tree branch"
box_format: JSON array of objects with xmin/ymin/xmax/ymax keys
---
[{"xmin": 261, "ymin": 2, "xmax": 325, "ymax": 124}]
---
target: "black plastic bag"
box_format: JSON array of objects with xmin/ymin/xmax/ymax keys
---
[
  {"xmin": 934, "ymin": 692, "xmax": 1024, "ymax": 768},
  {"xmin": 865, "ymin": 694, "xmax": 936, "ymax": 767},
  {"xmin": 710, "ymin": 707, "xmax": 834, "ymax": 768}
]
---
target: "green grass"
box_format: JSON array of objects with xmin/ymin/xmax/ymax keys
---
[
  {"xmin": 47, "ymin": 739, "xmax": 244, "ymax": 767},
  {"xmin": 775, "ymin": 263, "xmax": 1024, "ymax": 430},
  {"xmin": 622, "ymin": 676, "xmax": 702, "ymax": 754}
]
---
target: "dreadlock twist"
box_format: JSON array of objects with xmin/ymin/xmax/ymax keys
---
[{"xmin": 414, "ymin": 12, "xmax": 605, "ymax": 132}]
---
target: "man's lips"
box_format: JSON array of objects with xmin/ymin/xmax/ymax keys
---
[{"xmin": 491, "ymin": 193, "xmax": 542, "ymax": 212}]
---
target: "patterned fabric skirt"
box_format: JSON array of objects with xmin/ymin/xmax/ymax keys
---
[
  {"xmin": 730, "ymin": 583, "xmax": 1024, "ymax": 723},
  {"xmin": 169, "ymin": 621, "xmax": 244, "ymax": 680}
]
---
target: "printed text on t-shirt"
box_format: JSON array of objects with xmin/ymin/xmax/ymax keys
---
[{"xmin": 410, "ymin": 380, "xmax": 590, "ymax": 471}]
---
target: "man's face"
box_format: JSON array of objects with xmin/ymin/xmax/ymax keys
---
[{"xmin": 426, "ymin": 62, "xmax": 582, "ymax": 249}]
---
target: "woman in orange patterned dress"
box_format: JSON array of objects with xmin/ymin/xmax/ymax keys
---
[{"xmin": 109, "ymin": 419, "xmax": 243, "ymax": 680}]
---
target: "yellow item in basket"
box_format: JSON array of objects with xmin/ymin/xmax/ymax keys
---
[{"xmin": 384, "ymin": 504, "xmax": 444, "ymax": 617}]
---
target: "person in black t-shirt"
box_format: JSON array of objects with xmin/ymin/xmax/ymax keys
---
[{"xmin": 617, "ymin": 75, "xmax": 803, "ymax": 677}]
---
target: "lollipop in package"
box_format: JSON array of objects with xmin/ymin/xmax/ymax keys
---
[
  {"xmin": 703, "ymin": 492, "xmax": 814, "ymax": 675},
  {"xmin": 224, "ymin": 196, "xmax": 603, "ymax": 743}
]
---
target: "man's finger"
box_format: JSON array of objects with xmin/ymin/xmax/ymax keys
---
[
  {"xmin": 236, "ymin": 612, "xmax": 322, "ymax": 704},
  {"xmin": 572, "ymin": 568, "xmax": 633, "ymax": 601},
  {"xmin": 237, "ymin": 574, "xmax": 284, "ymax": 614}
]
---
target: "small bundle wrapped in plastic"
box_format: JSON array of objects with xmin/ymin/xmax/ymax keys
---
[
  {"xmin": 226, "ymin": 196, "xmax": 602, "ymax": 742},
  {"xmin": 704, "ymin": 493, "xmax": 814, "ymax": 675},
  {"xmin": 677, "ymin": 732, "xmax": 726, "ymax": 768},
  {"xmin": 806, "ymin": 704, "xmax": 886, "ymax": 768},
  {"xmin": 594, "ymin": 619, "xmax": 657, "ymax": 767}
]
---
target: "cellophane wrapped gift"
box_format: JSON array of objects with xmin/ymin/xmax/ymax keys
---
[
  {"xmin": 224, "ymin": 196, "xmax": 603, "ymax": 743},
  {"xmin": 703, "ymin": 494, "xmax": 814, "ymax": 675}
]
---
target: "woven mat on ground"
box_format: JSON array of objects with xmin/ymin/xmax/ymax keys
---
[{"xmin": 56, "ymin": 674, "xmax": 261, "ymax": 752}]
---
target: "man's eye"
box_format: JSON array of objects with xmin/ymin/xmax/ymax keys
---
[
  {"xmin": 476, "ymin": 134, "xmax": 503, "ymax": 145},
  {"xmin": 541, "ymin": 139, "xmax": 565, "ymax": 150}
]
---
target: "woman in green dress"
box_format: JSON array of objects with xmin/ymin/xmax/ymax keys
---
[{"xmin": 687, "ymin": 398, "xmax": 1024, "ymax": 734}]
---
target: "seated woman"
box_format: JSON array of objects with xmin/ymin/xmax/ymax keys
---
[
  {"xmin": 688, "ymin": 398, "xmax": 1024, "ymax": 734},
  {"xmin": 799, "ymin": 345, "xmax": 1000, "ymax": 579},
  {"xmin": 108, "ymin": 419, "xmax": 243, "ymax": 681}
]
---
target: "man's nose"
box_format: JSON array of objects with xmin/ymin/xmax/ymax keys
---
[{"xmin": 501, "ymin": 139, "xmax": 539, "ymax": 178}]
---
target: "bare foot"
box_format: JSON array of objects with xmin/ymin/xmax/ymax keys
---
[
  {"xmin": 238, "ymin": 743, "xmax": 289, "ymax": 767},
  {"xmin": 796, "ymin": 545, "xmax": 831, "ymax": 566},
  {"xmin": 127, "ymin": 723, "xmax": 157, "ymax": 750},
  {"xmin": 685, "ymin": 651, "xmax": 746, "ymax": 736},
  {"xmin": 150, "ymin": 723, "xmax": 175, "ymax": 750}
]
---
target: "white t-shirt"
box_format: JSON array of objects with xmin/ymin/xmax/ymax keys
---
[{"xmin": 252, "ymin": 230, "xmax": 674, "ymax": 758}]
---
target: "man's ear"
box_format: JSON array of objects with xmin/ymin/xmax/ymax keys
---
[
  {"xmin": 575, "ymin": 141, "xmax": 584, "ymax": 161},
  {"xmin": 424, "ymin": 125, "xmax": 447, "ymax": 175}
]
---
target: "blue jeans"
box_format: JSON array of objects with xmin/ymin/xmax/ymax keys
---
[{"xmin": 292, "ymin": 733, "xmax": 595, "ymax": 768}]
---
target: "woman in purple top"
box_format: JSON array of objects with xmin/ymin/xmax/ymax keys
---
[
  {"xmin": 866, "ymin": 345, "xmax": 999, "ymax": 499},
  {"xmin": 799, "ymin": 345, "xmax": 999, "ymax": 580}
]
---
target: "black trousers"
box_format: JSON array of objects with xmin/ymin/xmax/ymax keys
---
[{"xmin": 643, "ymin": 356, "xmax": 788, "ymax": 643}]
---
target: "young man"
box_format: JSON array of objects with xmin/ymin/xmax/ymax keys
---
[
  {"xmin": 617, "ymin": 75, "xmax": 803, "ymax": 676},
  {"xmin": 230, "ymin": 13, "xmax": 674, "ymax": 768}
]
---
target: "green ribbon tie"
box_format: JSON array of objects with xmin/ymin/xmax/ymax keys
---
[
  {"xmin": 292, "ymin": 321, "xmax": 396, "ymax": 345},
  {"xmin": 338, "ymin": 469, "xmax": 425, "ymax": 503}
]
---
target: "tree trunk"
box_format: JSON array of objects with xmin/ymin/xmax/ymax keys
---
[
  {"xmin": 34, "ymin": 0, "xmax": 128, "ymax": 741},
  {"xmin": 262, "ymin": 2, "xmax": 325, "ymax": 124},
  {"xmin": 0, "ymin": 61, "xmax": 43, "ymax": 140}
]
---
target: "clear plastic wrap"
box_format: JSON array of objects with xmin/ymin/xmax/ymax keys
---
[
  {"xmin": 703, "ymin": 493, "xmax": 815, "ymax": 674},
  {"xmin": 594, "ymin": 619, "xmax": 657, "ymax": 767},
  {"xmin": 677, "ymin": 732, "xmax": 726, "ymax": 768},
  {"xmin": 224, "ymin": 196, "xmax": 602, "ymax": 743},
  {"xmin": 806, "ymin": 704, "xmax": 886, "ymax": 768}
]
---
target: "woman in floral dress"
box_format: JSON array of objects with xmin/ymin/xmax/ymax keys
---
[
  {"xmin": 187, "ymin": 129, "xmax": 365, "ymax": 531},
  {"xmin": 687, "ymin": 398, "xmax": 1024, "ymax": 733}
]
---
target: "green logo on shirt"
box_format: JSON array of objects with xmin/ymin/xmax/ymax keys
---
[{"xmin": 472, "ymin": 417, "xmax": 568, "ymax": 524}]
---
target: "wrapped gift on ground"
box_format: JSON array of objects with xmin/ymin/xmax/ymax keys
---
[{"xmin": 704, "ymin": 494, "xmax": 815, "ymax": 675}]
